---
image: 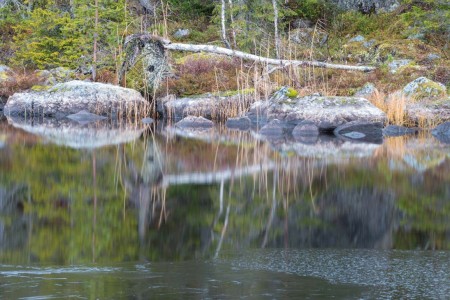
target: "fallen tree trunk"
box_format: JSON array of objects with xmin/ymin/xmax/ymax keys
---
[
  {"xmin": 119, "ymin": 34, "xmax": 376, "ymax": 92},
  {"xmin": 164, "ymin": 43, "xmax": 375, "ymax": 72}
]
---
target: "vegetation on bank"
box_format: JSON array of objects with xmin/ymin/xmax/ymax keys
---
[{"xmin": 0, "ymin": 0, "xmax": 449, "ymax": 124}]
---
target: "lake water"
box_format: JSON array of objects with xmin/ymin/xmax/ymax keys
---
[{"xmin": 0, "ymin": 118, "xmax": 449, "ymax": 299}]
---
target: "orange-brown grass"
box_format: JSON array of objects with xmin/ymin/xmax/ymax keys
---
[
  {"xmin": 165, "ymin": 55, "xmax": 241, "ymax": 96},
  {"xmin": 95, "ymin": 69, "xmax": 118, "ymax": 84},
  {"xmin": 369, "ymin": 90, "xmax": 408, "ymax": 126},
  {"xmin": 0, "ymin": 69, "xmax": 42, "ymax": 98}
]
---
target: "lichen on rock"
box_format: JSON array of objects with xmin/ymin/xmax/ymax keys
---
[{"xmin": 403, "ymin": 77, "xmax": 447, "ymax": 100}]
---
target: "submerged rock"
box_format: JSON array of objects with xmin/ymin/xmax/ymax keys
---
[
  {"xmin": 226, "ymin": 116, "xmax": 251, "ymax": 130},
  {"xmin": 247, "ymin": 94, "xmax": 386, "ymax": 131},
  {"xmin": 7, "ymin": 116, "xmax": 147, "ymax": 149},
  {"xmin": 432, "ymin": 122, "xmax": 450, "ymax": 144},
  {"xmin": 66, "ymin": 110, "xmax": 107, "ymax": 124},
  {"xmin": 175, "ymin": 116, "xmax": 214, "ymax": 128},
  {"xmin": 4, "ymin": 80, "xmax": 147, "ymax": 118},
  {"xmin": 334, "ymin": 121, "xmax": 383, "ymax": 144},
  {"xmin": 383, "ymin": 125, "xmax": 418, "ymax": 137}
]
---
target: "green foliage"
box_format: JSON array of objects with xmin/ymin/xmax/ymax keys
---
[
  {"xmin": 7, "ymin": 0, "xmax": 131, "ymax": 70},
  {"xmin": 287, "ymin": 0, "xmax": 337, "ymax": 22},
  {"xmin": 211, "ymin": 0, "xmax": 296, "ymax": 54},
  {"xmin": 167, "ymin": 0, "xmax": 215, "ymax": 20},
  {"xmin": 400, "ymin": 0, "xmax": 450, "ymax": 43}
]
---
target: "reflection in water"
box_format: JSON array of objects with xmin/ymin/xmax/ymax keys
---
[{"xmin": 0, "ymin": 121, "xmax": 449, "ymax": 298}]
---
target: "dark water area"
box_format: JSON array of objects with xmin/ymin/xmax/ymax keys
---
[{"xmin": 0, "ymin": 118, "xmax": 449, "ymax": 299}]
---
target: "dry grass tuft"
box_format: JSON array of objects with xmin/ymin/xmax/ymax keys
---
[
  {"xmin": 369, "ymin": 90, "xmax": 409, "ymax": 126},
  {"xmin": 0, "ymin": 70, "xmax": 43, "ymax": 99}
]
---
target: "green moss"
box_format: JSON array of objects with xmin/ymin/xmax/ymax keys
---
[
  {"xmin": 212, "ymin": 88, "xmax": 255, "ymax": 97},
  {"xmin": 30, "ymin": 85, "xmax": 50, "ymax": 91},
  {"xmin": 0, "ymin": 72, "xmax": 8, "ymax": 80},
  {"xmin": 415, "ymin": 81, "xmax": 447, "ymax": 99}
]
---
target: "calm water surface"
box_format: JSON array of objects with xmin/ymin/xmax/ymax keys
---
[{"xmin": 0, "ymin": 118, "xmax": 449, "ymax": 299}]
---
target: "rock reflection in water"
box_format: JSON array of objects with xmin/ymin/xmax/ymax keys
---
[
  {"xmin": 0, "ymin": 123, "xmax": 449, "ymax": 266},
  {"xmin": 7, "ymin": 116, "xmax": 148, "ymax": 148}
]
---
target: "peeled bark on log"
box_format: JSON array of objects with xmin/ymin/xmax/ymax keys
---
[
  {"xmin": 164, "ymin": 43, "xmax": 375, "ymax": 72},
  {"xmin": 119, "ymin": 34, "xmax": 376, "ymax": 91}
]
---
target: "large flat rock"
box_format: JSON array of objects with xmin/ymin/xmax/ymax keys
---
[
  {"xmin": 157, "ymin": 93, "xmax": 252, "ymax": 121},
  {"xmin": 4, "ymin": 80, "xmax": 147, "ymax": 118},
  {"xmin": 247, "ymin": 95, "xmax": 387, "ymax": 131}
]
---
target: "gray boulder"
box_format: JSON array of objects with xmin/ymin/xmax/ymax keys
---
[
  {"xmin": 226, "ymin": 116, "xmax": 251, "ymax": 130},
  {"xmin": 292, "ymin": 121, "xmax": 319, "ymax": 137},
  {"xmin": 334, "ymin": 121, "xmax": 383, "ymax": 144},
  {"xmin": 173, "ymin": 29, "xmax": 190, "ymax": 39},
  {"xmin": 4, "ymin": 80, "xmax": 147, "ymax": 118},
  {"xmin": 354, "ymin": 83, "xmax": 377, "ymax": 98},
  {"xmin": 0, "ymin": 65, "xmax": 12, "ymax": 84},
  {"xmin": 35, "ymin": 67, "xmax": 75, "ymax": 86},
  {"xmin": 383, "ymin": 125, "xmax": 418, "ymax": 137},
  {"xmin": 157, "ymin": 93, "xmax": 252, "ymax": 121},
  {"xmin": 432, "ymin": 122, "xmax": 450, "ymax": 144},
  {"xmin": 406, "ymin": 98, "xmax": 450, "ymax": 124},
  {"xmin": 175, "ymin": 116, "xmax": 213, "ymax": 128},
  {"xmin": 259, "ymin": 119, "xmax": 285, "ymax": 137},
  {"xmin": 291, "ymin": 18, "xmax": 313, "ymax": 29},
  {"xmin": 329, "ymin": 0, "xmax": 399, "ymax": 13},
  {"xmin": 349, "ymin": 35, "xmax": 365, "ymax": 43},
  {"xmin": 403, "ymin": 77, "xmax": 447, "ymax": 99},
  {"xmin": 0, "ymin": 65, "xmax": 10, "ymax": 72},
  {"xmin": 388, "ymin": 59, "xmax": 412, "ymax": 74},
  {"xmin": 247, "ymin": 94, "xmax": 386, "ymax": 131},
  {"xmin": 290, "ymin": 28, "xmax": 328, "ymax": 48}
]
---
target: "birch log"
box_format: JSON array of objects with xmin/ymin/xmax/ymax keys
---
[
  {"xmin": 163, "ymin": 42, "xmax": 376, "ymax": 72},
  {"xmin": 119, "ymin": 34, "xmax": 376, "ymax": 91}
]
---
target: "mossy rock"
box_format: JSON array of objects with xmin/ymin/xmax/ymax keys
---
[{"xmin": 403, "ymin": 77, "xmax": 447, "ymax": 100}]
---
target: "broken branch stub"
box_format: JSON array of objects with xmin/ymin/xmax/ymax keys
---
[
  {"xmin": 119, "ymin": 34, "xmax": 171, "ymax": 94},
  {"xmin": 120, "ymin": 34, "xmax": 376, "ymax": 92}
]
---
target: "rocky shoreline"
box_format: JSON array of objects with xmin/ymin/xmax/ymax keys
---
[{"xmin": 1, "ymin": 70, "xmax": 449, "ymax": 146}]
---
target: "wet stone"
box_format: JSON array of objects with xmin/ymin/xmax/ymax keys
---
[
  {"xmin": 175, "ymin": 116, "xmax": 214, "ymax": 129},
  {"xmin": 66, "ymin": 110, "xmax": 107, "ymax": 124},
  {"xmin": 383, "ymin": 125, "xmax": 418, "ymax": 137},
  {"xmin": 334, "ymin": 121, "xmax": 383, "ymax": 144},
  {"xmin": 226, "ymin": 116, "xmax": 251, "ymax": 130},
  {"xmin": 292, "ymin": 121, "xmax": 319, "ymax": 137},
  {"xmin": 431, "ymin": 122, "xmax": 450, "ymax": 144},
  {"xmin": 259, "ymin": 119, "xmax": 285, "ymax": 137}
]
